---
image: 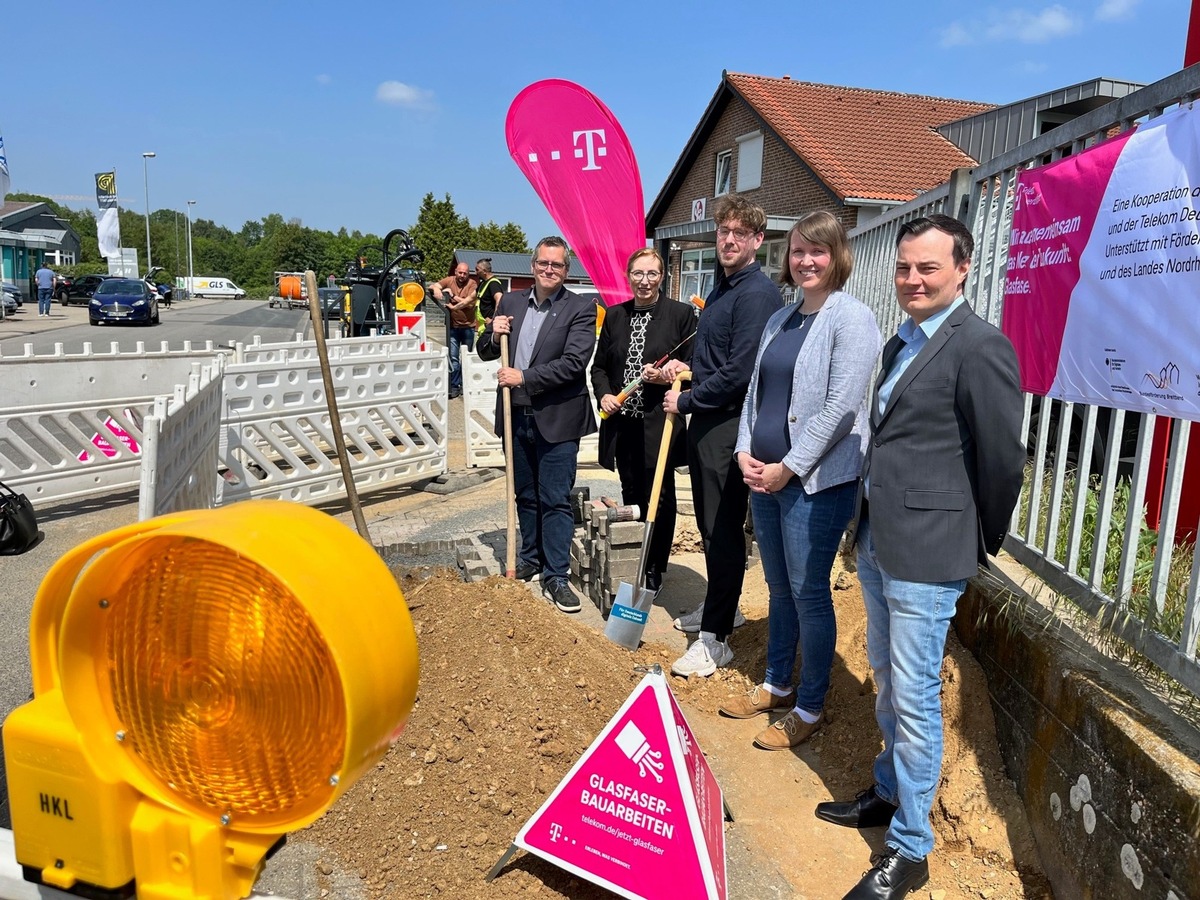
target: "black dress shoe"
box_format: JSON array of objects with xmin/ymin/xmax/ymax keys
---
[
  {"xmin": 815, "ymin": 785, "xmax": 898, "ymax": 829},
  {"xmin": 842, "ymin": 848, "xmax": 928, "ymax": 899},
  {"xmin": 514, "ymin": 561, "xmax": 540, "ymax": 582}
]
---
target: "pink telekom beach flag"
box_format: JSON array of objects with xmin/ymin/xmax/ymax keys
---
[{"xmin": 506, "ymin": 80, "xmax": 645, "ymax": 307}]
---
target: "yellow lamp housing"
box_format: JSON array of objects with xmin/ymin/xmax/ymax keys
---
[
  {"xmin": 3, "ymin": 500, "xmax": 419, "ymax": 900},
  {"xmin": 394, "ymin": 281, "xmax": 425, "ymax": 312}
]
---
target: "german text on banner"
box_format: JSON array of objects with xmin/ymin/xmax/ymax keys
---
[
  {"xmin": 512, "ymin": 670, "xmax": 726, "ymax": 900},
  {"xmin": 1001, "ymin": 103, "xmax": 1200, "ymax": 422},
  {"xmin": 506, "ymin": 80, "xmax": 644, "ymax": 308},
  {"xmin": 95, "ymin": 171, "xmax": 121, "ymax": 259}
]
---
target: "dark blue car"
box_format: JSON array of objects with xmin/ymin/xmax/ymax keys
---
[{"xmin": 89, "ymin": 278, "xmax": 160, "ymax": 326}]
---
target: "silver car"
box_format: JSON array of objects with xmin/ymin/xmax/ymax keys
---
[{"xmin": 1, "ymin": 282, "xmax": 19, "ymax": 315}]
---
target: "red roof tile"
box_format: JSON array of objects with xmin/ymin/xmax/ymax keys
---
[{"xmin": 727, "ymin": 73, "xmax": 995, "ymax": 202}]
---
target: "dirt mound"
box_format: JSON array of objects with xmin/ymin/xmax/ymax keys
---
[{"xmin": 301, "ymin": 554, "xmax": 1050, "ymax": 898}]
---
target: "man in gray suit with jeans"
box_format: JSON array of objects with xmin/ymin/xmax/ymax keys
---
[
  {"xmin": 816, "ymin": 215, "xmax": 1025, "ymax": 900},
  {"xmin": 478, "ymin": 237, "xmax": 597, "ymax": 614}
]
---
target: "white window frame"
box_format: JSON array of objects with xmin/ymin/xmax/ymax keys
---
[
  {"xmin": 714, "ymin": 150, "xmax": 732, "ymax": 197},
  {"xmin": 680, "ymin": 248, "xmax": 716, "ymax": 301},
  {"xmin": 736, "ymin": 131, "xmax": 763, "ymax": 192}
]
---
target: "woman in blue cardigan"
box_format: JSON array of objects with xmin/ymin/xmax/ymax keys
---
[{"xmin": 720, "ymin": 211, "xmax": 881, "ymax": 750}]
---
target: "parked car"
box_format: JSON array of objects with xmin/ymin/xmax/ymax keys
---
[
  {"xmin": 58, "ymin": 274, "xmax": 111, "ymax": 306},
  {"xmin": 2, "ymin": 282, "xmax": 22, "ymax": 313},
  {"xmin": 3, "ymin": 282, "xmax": 23, "ymax": 308},
  {"xmin": 89, "ymin": 278, "xmax": 160, "ymax": 326},
  {"xmin": 1, "ymin": 288, "xmax": 17, "ymax": 316}
]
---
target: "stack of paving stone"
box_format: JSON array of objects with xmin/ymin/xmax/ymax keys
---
[{"xmin": 570, "ymin": 499, "xmax": 645, "ymax": 614}]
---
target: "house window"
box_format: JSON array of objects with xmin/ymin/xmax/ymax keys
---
[
  {"xmin": 715, "ymin": 150, "xmax": 732, "ymax": 196},
  {"xmin": 680, "ymin": 248, "xmax": 716, "ymax": 301},
  {"xmin": 736, "ymin": 131, "xmax": 763, "ymax": 192}
]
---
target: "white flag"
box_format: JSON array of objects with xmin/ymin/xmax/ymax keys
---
[{"xmin": 0, "ymin": 131, "xmax": 10, "ymax": 200}]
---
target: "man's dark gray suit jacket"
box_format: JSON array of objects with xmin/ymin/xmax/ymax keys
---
[
  {"xmin": 477, "ymin": 287, "xmax": 598, "ymax": 444},
  {"xmin": 863, "ymin": 302, "xmax": 1025, "ymax": 584}
]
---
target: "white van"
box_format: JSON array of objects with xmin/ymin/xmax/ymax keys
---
[{"xmin": 177, "ymin": 276, "xmax": 247, "ymax": 300}]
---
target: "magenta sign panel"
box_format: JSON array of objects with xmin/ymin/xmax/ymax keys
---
[{"xmin": 506, "ymin": 79, "xmax": 645, "ymax": 308}]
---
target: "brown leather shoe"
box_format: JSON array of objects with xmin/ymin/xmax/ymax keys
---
[
  {"xmin": 718, "ymin": 684, "xmax": 796, "ymax": 719},
  {"xmin": 753, "ymin": 709, "xmax": 823, "ymax": 750}
]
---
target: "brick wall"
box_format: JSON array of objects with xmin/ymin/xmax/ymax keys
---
[{"xmin": 658, "ymin": 97, "xmax": 856, "ymax": 231}]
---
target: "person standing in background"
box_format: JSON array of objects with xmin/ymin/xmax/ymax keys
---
[
  {"xmin": 430, "ymin": 262, "xmax": 478, "ymax": 399},
  {"xmin": 475, "ymin": 258, "xmax": 505, "ymax": 334},
  {"xmin": 35, "ymin": 261, "xmax": 55, "ymax": 317}
]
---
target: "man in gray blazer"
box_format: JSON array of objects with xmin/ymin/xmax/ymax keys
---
[
  {"xmin": 816, "ymin": 215, "xmax": 1024, "ymax": 900},
  {"xmin": 478, "ymin": 237, "xmax": 597, "ymax": 613}
]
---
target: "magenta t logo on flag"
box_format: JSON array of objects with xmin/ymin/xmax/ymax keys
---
[{"xmin": 506, "ymin": 80, "xmax": 645, "ymax": 307}]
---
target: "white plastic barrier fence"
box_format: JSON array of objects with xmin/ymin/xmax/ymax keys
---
[
  {"xmin": 217, "ymin": 338, "xmax": 447, "ymax": 506},
  {"xmin": 138, "ymin": 357, "xmax": 226, "ymax": 519},
  {"xmin": 0, "ymin": 341, "xmax": 222, "ymax": 506},
  {"xmin": 461, "ymin": 349, "xmax": 600, "ymax": 468}
]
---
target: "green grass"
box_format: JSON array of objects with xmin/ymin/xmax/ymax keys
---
[{"xmin": 1013, "ymin": 465, "xmax": 1198, "ymax": 712}]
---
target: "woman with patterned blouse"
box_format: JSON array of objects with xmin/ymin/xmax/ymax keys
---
[{"xmin": 591, "ymin": 248, "xmax": 697, "ymax": 592}]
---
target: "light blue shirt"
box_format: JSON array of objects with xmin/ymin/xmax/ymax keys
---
[
  {"xmin": 876, "ymin": 295, "xmax": 966, "ymax": 418},
  {"xmin": 511, "ymin": 286, "xmax": 562, "ymax": 405},
  {"xmin": 867, "ymin": 295, "xmax": 965, "ymax": 500}
]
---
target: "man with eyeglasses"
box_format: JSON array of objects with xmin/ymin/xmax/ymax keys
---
[
  {"xmin": 478, "ymin": 237, "xmax": 597, "ymax": 613},
  {"xmin": 661, "ymin": 194, "xmax": 782, "ymax": 676}
]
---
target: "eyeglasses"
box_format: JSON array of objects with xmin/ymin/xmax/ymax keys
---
[
  {"xmin": 534, "ymin": 259, "xmax": 567, "ymax": 271},
  {"xmin": 629, "ymin": 271, "xmax": 662, "ymax": 282},
  {"xmin": 716, "ymin": 226, "xmax": 758, "ymax": 242}
]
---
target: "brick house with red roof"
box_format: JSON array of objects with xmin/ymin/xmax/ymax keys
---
[{"xmin": 647, "ymin": 71, "xmax": 1140, "ymax": 300}]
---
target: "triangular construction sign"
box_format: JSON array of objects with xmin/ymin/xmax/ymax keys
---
[{"xmin": 511, "ymin": 669, "xmax": 726, "ymax": 900}]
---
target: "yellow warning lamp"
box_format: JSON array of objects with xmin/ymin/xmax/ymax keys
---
[
  {"xmin": 394, "ymin": 281, "xmax": 425, "ymax": 312},
  {"xmin": 3, "ymin": 500, "xmax": 419, "ymax": 900}
]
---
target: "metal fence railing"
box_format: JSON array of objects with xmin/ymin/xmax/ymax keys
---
[{"xmin": 846, "ymin": 65, "xmax": 1200, "ymax": 698}]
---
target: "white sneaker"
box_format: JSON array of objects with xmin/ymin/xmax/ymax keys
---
[
  {"xmin": 673, "ymin": 604, "xmax": 747, "ymax": 633},
  {"xmin": 671, "ymin": 631, "xmax": 733, "ymax": 677}
]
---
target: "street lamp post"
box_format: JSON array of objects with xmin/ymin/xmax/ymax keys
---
[
  {"xmin": 186, "ymin": 200, "xmax": 196, "ymax": 300},
  {"xmin": 142, "ymin": 152, "xmax": 156, "ymax": 273}
]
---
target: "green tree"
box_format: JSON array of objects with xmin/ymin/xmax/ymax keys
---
[
  {"xmin": 409, "ymin": 193, "xmax": 474, "ymax": 281},
  {"xmin": 472, "ymin": 220, "xmax": 528, "ymax": 254}
]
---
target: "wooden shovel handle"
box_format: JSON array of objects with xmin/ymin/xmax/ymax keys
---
[{"xmin": 646, "ymin": 372, "xmax": 691, "ymax": 526}]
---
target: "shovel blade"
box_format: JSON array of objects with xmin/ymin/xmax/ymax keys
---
[{"xmin": 604, "ymin": 580, "xmax": 658, "ymax": 650}]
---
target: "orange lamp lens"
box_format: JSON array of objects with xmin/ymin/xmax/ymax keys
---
[{"xmin": 99, "ymin": 536, "xmax": 345, "ymax": 825}]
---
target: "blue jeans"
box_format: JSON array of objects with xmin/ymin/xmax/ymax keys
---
[
  {"xmin": 511, "ymin": 411, "xmax": 579, "ymax": 581},
  {"xmin": 38, "ymin": 288, "xmax": 53, "ymax": 315},
  {"xmin": 753, "ymin": 479, "xmax": 856, "ymax": 714},
  {"xmin": 857, "ymin": 517, "xmax": 966, "ymax": 861},
  {"xmin": 447, "ymin": 326, "xmax": 474, "ymax": 394}
]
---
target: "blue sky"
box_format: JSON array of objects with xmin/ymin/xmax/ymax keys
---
[{"xmin": 2, "ymin": 0, "xmax": 1189, "ymax": 244}]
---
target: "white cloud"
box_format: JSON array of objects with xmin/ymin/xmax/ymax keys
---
[
  {"xmin": 940, "ymin": 4, "xmax": 1083, "ymax": 47},
  {"xmin": 375, "ymin": 81, "xmax": 435, "ymax": 109},
  {"xmin": 939, "ymin": 22, "xmax": 973, "ymax": 47},
  {"xmin": 1096, "ymin": 0, "xmax": 1139, "ymax": 21},
  {"xmin": 316, "ymin": 73, "xmax": 331, "ymax": 86}
]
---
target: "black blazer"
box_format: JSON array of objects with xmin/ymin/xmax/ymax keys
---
[
  {"xmin": 862, "ymin": 302, "xmax": 1025, "ymax": 583},
  {"xmin": 478, "ymin": 287, "xmax": 597, "ymax": 444},
  {"xmin": 591, "ymin": 296, "xmax": 696, "ymax": 471}
]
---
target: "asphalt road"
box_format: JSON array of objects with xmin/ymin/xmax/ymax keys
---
[{"xmin": 0, "ymin": 297, "xmax": 313, "ymax": 357}]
